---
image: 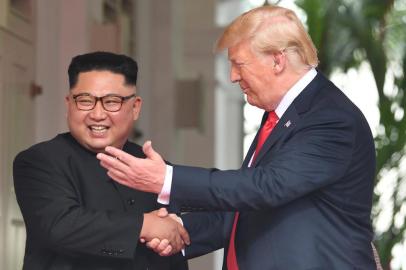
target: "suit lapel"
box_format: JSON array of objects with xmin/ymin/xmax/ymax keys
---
[
  {"xmin": 249, "ymin": 72, "xmax": 327, "ymax": 166},
  {"xmin": 252, "ymin": 106, "xmax": 299, "ymax": 166}
]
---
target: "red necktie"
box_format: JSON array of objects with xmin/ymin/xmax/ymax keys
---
[{"xmin": 226, "ymin": 111, "xmax": 279, "ymax": 270}]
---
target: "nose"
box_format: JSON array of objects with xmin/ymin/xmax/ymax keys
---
[
  {"xmin": 230, "ymin": 65, "xmax": 241, "ymax": 83},
  {"xmin": 89, "ymin": 100, "xmax": 107, "ymax": 120}
]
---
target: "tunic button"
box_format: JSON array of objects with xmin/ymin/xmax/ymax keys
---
[{"xmin": 127, "ymin": 198, "xmax": 136, "ymax": 205}]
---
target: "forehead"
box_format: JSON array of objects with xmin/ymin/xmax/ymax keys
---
[
  {"xmin": 72, "ymin": 70, "xmax": 135, "ymax": 95},
  {"xmin": 228, "ymin": 40, "xmax": 255, "ymax": 62},
  {"xmin": 76, "ymin": 70, "xmax": 125, "ymax": 86}
]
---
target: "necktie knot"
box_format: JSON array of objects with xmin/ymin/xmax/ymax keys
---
[
  {"xmin": 253, "ymin": 111, "xmax": 279, "ymax": 161},
  {"xmin": 265, "ymin": 111, "xmax": 278, "ymax": 128}
]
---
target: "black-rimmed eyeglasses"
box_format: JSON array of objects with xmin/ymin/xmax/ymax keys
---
[{"xmin": 72, "ymin": 93, "xmax": 136, "ymax": 112}]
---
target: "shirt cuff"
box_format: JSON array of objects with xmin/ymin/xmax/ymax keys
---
[
  {"xmin": 180, "ymin": 217, "xmax": 185, "ymax": 256},
  {"xmin": 157, "ymin": 165, "xmax": 173, "ymax": 205}
]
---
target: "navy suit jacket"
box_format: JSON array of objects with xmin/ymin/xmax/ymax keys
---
[
  {"xmin": 13, "ymin": 133, "xmax": 187, "ymax": 270},
  {"xmin": 172, "ymin": 73, "xmax": 377, "ymax": 270}
]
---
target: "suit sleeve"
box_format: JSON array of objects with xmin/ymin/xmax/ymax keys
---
[
  {"xmin": 181, "ymin": 212, "xmax": 225, "ymax": 259},
  {"xmin": 13, "ymin": 147, "xmax": 142, "ymax": 260},
  {"xmin": 171, "ymin": 108, "xmax": 358, "ymax": 211}
]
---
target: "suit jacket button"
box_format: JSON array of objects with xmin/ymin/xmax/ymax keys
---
[{"xmin": 127, "ymin": 198, "xmax": 136, "ymax": 205}]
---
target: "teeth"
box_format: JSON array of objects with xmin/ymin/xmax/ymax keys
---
[{"xmin": 90, "ymin": 126, "xmax": 108, "ymax": 132}]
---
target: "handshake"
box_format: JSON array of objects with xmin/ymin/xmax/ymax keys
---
[{"xmin": 140, "ymin": 208, "xmax": 190, "ymax": 256}]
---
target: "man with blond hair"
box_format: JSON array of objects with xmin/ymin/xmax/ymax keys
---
[{"xmin": 97, "ymin": 5, "xmax": 378, "ymax": 270}]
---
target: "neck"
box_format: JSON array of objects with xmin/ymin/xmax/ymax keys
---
[{"xmin": 281, "ymin": 66, "xmax": 309, "ymax": 91}]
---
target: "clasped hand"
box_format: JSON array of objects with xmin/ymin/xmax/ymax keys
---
[{"xmin": 141, "ymin": 208, "xmax": 189, "ymax": 256}]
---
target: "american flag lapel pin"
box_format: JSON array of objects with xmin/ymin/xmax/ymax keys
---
[{"xmin": 284, "ymin": 120, "xmax": 291, "ymax": 128}]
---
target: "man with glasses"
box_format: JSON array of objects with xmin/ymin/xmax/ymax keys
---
[{"xmin": 13, "ymin": 52, "xmax": 189, "ymax": 270}]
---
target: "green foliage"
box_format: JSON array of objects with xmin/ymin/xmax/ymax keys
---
[{"xmin": 296, "ymin": 0, "xmax": 406, "ymax": 268}]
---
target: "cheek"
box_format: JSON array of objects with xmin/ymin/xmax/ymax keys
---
[
  {"xmin": 67, "ymin": 109, "xmax": 87, "ymax": 126},
  {"xmin": 109, "ymin": 111, "xmax": 134, "ymax": 128},
  {"xmin": 242, "ymin": 68, "xmax": 260, "ymax": 84}
]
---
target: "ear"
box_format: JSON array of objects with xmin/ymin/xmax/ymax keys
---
[
  {"xmin": 65, "ymin": 94, "xmax": 70, "ymax": 118},
  {"xmin": 65, "ymin": 94, "xmax": 70, "ymax": 108},
  {"xmin": 132, "ymin": 96, "xmax": 142, "ymax": 121},
  {"xmin": 272, "ymin": 51, "xmax": 286, "ymax": 74}
]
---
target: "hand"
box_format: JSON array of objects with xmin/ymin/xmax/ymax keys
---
[
  {"xmin": 143, "ymin": 208, "xmax": 186, "ymax": 256},
  {"xmin": 140, "ymin": 209, "xmax": 190, "ymax": 255},
  {"xmin": 96, "ymin": 141, "xmax": 165, "ymax": 194}
]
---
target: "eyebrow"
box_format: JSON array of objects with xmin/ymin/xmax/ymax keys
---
[{"xmin": 73, "ymin": 92, "xmax": 132, "ymax": 97}]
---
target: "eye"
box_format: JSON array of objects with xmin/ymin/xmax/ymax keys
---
[
  {"xmin": 76, "ymin": 97, "xmax": 93, "ymax": 104},
  {"xmin": 233, "ymin": 61, "xmax": 246, "ymax": 69},
  {"xmin": 104, "ymin": 97, "xmax": 121, "ymax": 104}
]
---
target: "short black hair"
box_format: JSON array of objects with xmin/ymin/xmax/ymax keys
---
[{"xmin": 68, "ymin": 51, "xmax": 138, "ymax": 89}]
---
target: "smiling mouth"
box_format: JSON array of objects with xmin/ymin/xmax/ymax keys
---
[{"xmin": 89, "ymin": 125, "xmax": 109, "ymax": 133}]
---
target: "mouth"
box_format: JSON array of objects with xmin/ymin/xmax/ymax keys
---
[
  {"xmin": 242, "ymin": 87, "xmax": 250, "ymax": 94},
  {"xmin": 239, "ymin": 82, "xmax": 249, "ymax": 94},
  {"xmin": 88, "ymin": 125, "xmax": 109, "ymax": 135}
]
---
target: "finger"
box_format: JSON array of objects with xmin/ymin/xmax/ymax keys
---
[
  {"xmin": 96, "ymin": 152, "xmax": 116, "ymax": 165},
  {"xmin": 98, "ymin": 158, "xmax": 116, "ymax": 171},
  {"xmin": 157, "ymin": 208, "xmax": 169, "ymax": 217},
  {"xmin": 107, "ymin": 171, "xmax": 138, "ymax": 189},
  {"xmin": 103, "ymin": 146, "xmax": 140, "ymax": 166},
  {"xmin": 106, "ymin": 171, "xmax": 136, "ymax": 189},
  {"xmin": 146, "ymin": 238, "xmax": 161, "ymax": 249},
  {"xmin": 171, "ymin": 230, "xmax": 184, "ymax": 252},
  {"xmin": 140, "ymin": 238, "xmax": 145, "ymax": 243},
  {"xmin": 99, "ymin": 160, "xmax": 112, "ymax": 171},
  {"xmin": 159, "ymin": 245, "xmax": 173, "ymax": 257},
  {"xmin": 106, "ymin": 167, "xmax": 129, "ymax": 182},
  {"xmin": 142, "ymin": 141, "xmax": 162, "ymax": 161},
  {"xmin": 178, "ymin": 224, "xmax": 190, "ymax": 245},
  {"xmin": 157, "ymin": 239, "xmax": 170, "ymax": 252},
  {"xmin": 97, "ymin": 153, "xmax": 129, "ymax": 174}
]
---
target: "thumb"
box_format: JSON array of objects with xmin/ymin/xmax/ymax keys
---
[
  {"xmin": 157, "ymin": 207, "xmax": 169, "ymax": 217},
  {"xmin": 143, "ymin": 141, "xmax": 162, "ymax": 161}
]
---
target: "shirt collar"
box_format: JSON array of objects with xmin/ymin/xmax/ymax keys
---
[{"xmin": 274, "ymin": 68, "xmax": 317, "ymax": 118}]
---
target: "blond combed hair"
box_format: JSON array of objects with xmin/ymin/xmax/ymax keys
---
[{"xmin": 216, "ymin": 5, "xmax": 318, "ymax": 71}]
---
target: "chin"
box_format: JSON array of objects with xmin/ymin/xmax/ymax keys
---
[
  {"xmin": 247, "ymin": 99, "xmax": 259, "ymax": 108},
  {"xmin": 87, "ymin": 144, "xmax": 108, "ymax": 153},
  {"xmin": 85, "ymin": 140, "xmax": 110, "ymax": 153}
]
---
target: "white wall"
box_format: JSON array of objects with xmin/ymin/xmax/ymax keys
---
[{"xmin": 35, "ymin": 0, "xmax": 89, "ymax": 142}]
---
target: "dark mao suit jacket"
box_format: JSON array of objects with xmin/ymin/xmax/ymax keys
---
[
  {"xmin": 174, "ymin": 72, "xmax": 377, "ymax": 270},
  {"xmin": 13, "ymin": 133, "xmax": 187, "ymax": 270}
]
